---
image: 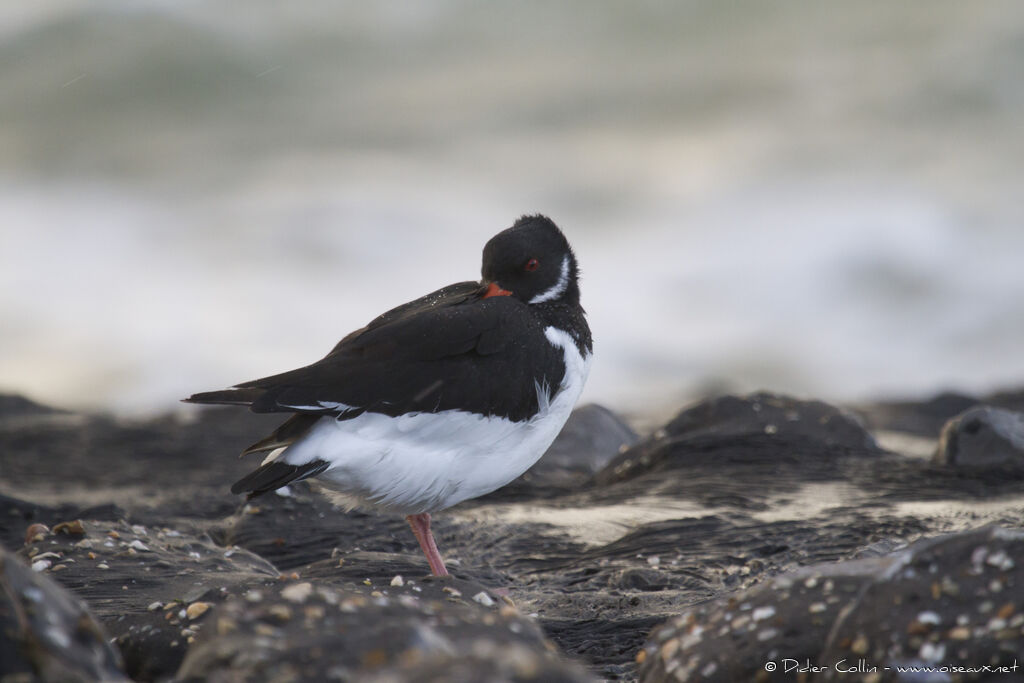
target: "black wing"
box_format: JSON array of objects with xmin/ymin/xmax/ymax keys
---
[{"xmin": 185, "ymin": 281, "xmax": 565, "ymax": 422}]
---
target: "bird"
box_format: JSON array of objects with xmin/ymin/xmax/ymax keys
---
[{"xmin": 184, "ymin": 215, "xmax": 592, "ymax": 576}]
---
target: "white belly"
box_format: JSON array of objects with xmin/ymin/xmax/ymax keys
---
[{"xmin": 277, "ymin": 326, "xmax": 591, "ymax": 514}]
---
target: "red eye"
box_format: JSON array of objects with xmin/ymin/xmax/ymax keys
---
[{"xmin": 524, "ymin": 258, "xmax": 539, "ymax": 272}]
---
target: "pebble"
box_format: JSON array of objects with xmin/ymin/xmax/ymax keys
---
[
  {"xmin": 24, "ymin": 523, "xmax": 50, "ymax": 544},
  {"xmin": 473, "ymin": 591, "xmax": 495, "ymax": 607},
  {"xmin": 31, "ymin": 559, "xmax": 51, "ymax": 572},
  {"xmin": 281, "ymin": 582, "xmax": 314, "ymax": 604},
  {"xmin": 129, "ymin": 540, "xmax": 151, "ymax": 552},
  {"xmin": 268, "ymin": 605, "xmax": 292, "ymax": 622},
  {"xmin": 390, "ymin": 575, "xmax": 404, "ymax": 587},
  {"xmin": 53, "ymin": 519, "xmax": 86, "ymax": 536},
  {"xmin": 187, "ymin": 602, "xmax": 212, "ymax": 620}
]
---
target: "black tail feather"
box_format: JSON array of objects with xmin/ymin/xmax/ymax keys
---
[
  {"xmin": 240, "ymin": 413, "xmax": 321, "ymax": 457},
  {"xmin": 231, "ymin": 459, "xmax": 331, "ymax": 498}
]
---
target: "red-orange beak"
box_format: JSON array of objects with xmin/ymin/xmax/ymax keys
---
[{"xmin": 482, "ymin": 282, "xmax": 513, "ymax": 299}]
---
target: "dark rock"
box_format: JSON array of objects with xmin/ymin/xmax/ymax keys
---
[
  {"xmin": 0, "ymin": 393, "xmax": 67, "ymax": 418},
  {"xmin": 176, "ymin": 576, "xmax": 595, "ymax": 682},
  {"xmin": 857, "ymin": 391, "xmax": 981, "ymax": 436},
  {"xmin": 638, "ymin": 526, "xmax": 1024, "ymax": 683},
  {"xmin": 210, "ymin": 482, "xmax": 441, "ymax": 575},
  {"xmin": 0, "ymin": 546, "xmax": 127, "ymax": 682},
  {"xmin": 857, "ymin": 388, "xmax": 1024, "ymax": 438},
  {"xmin": 4, "ymin": 391, "xmax": 1024, "ymax": 681},
  {"xmin": 595, "ymin": 392, "xmax": 880, "ymax": 487},
  {"xmin": 934, "ymin": 405, "xmax": 1024, "ymax": 468},
  {"xmin": 0, "ymin": 493, "xmax": 126, "ymax": 552},
  {"xmin": 538, "ymin": 403, "xmax": 639, "ymax": 475},
  {"xmin": 18, "ymin": 514, "xmax": 278, "ymax": 681},
  {"xmin": 663, "ymin": 392, "xmax": 876, "ymax": 447}
]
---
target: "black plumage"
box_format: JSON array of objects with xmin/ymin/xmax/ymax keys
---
[{"xmin": 230, "ymin": 459, "xmax": 331, "ymax": 498}]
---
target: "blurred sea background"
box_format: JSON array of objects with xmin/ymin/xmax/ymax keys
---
[{"xmin": 1, "ymin": 1, "xmax": 1023, "ymax": 419}]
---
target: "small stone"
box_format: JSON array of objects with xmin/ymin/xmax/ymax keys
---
[
  {"xmin": 147, "ymin": 602, "xmax": 163, "ymax": 612},
  {"xmin": 442, "ymin": 587, "xmax": 462, "ymax": 598},
  {"xmin": 281, "ymin": 582, "xmax": 313, "ymax": 604},
  {"xmin": 268, "ymin": 604, "xmax": 292, "ymax": 621},
  {"xmin": 809, "ymin": 602, "xmax": 827, "ymax": 614},
  {"xmin": 245, "ymin": 590, "xmax": 263, "ymax": 603},
  {"xmin": 987, "ymin": 550, "xmax": 1015, "ymax": 571},
  {"xmin": 129, "ymin": 540, "xmax": 150, "ymax": 552},
  {"xmin": 97, "ymin": 563, "xmax": 110, "ymax": 570},
  {"xmin": 851, "ymin": 635, "xmax": 869, "ymax": 655},
  {"xmin": 752, "ymin": 606, "xmax": 775, "ymax": 621},
  {"xmin": 24, "ymin": 523, "xmax": 50, "ymax": 544},
  {"xmin": 390, "ymin": 575, "xmax": 404, "ymax": 587},
  {"xmin": 948, "ymin": 626, "xmax": 971, "ymax": 640},
  {"xmin": 919, "ymin": 642, "xmax": 945, "ymax": 662},
  {"xmin": 31, "ymin": 559, "xmax": 51, "ymax": 572},
  {"xmin": 108, "ymin": 530, "xmax": 120, "ymax": 539},
  {"xmin": 647, "ymin": 555, "xmax": 661, "ymax": 567},
  {"xmin": 472, "ymin": 591, "xmax": 495, "ymax": 607},
  {"xmin": 186, "ymin": 602, "xmax": 212, "ymax": 620},
  {"xmin": 53, "ymin": 520, "xmax": 86, "ymax": 536}
]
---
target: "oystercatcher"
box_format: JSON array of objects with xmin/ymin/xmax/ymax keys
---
[{"xmin": 185, "ymin": 215, "xmax": 592, "ymax": 576}]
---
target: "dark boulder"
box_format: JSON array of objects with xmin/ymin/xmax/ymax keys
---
[
  {"xmin": 596, "ymin": 392, "xmax": 880, "ymax": 487},
  {"xmin": 176, "ymin": 574, "xmax": 596, "ymax": 682},
  {"xmin": 18, "ymin": 514, "xmax": 279, "ymax": 681},
  {"xmin": 639, "ymin": 526, "xmax": 1024, "ymax": 682},
  {"xmin": 934, "ymin": 405, "xmax": 1024, "ymax": 469},
  {"xmin": 1, "ymin": 545, "xmax": 127, "ymax": 682}
]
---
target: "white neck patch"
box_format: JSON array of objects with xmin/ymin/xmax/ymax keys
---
[{"xmin": 529, "ymin": 256, "xmax": 571, "ymax": 305}]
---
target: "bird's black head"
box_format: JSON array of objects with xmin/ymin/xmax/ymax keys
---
[{"xmin": 480, "ymin": 215, "xmax": 580, "ymax": 306}]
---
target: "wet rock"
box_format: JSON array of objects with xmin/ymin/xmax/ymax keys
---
[
  {"xmin": 176, "ymin": 578, "xmax": 595, "ymax": 682},
  {"xmin": 532, "ymin": 404, "xmax": 638, "ymax": 476},
  {"xmin": 663, "ymin": 392, "xmax": 876, "ymax": 447},
  {"xmin": 17, "ymin": 513, "xmax": 279, "ymax": 681},
  {"xmin": 0, "ymin": 546, "xmax": 127, "ymax": 682},
  {"xmin": 0, "ymin": 493, "xmax": 125, "ymax": 552},
  {"xmin": 210, "ymin": 482, "xmax": 427, "ymax": 573},
  {"xmin": 934, "ymin": 405, "xmax": 1024, "ymax": 468},
  {"xmin": 595, "ymin": 392, "xmax": 880, "ymax": 488},
  {"xmin": 858, "ymin": 388, "xmax": 1024, "ymax": 438},
  {"xmin": 0, "ymin": 393, "xmax": 67, "ymax": 418},
  {"xmin": 5, "ymin": 392, "xmax": 1024, "ymax": 681},
  {"xmin": 638, "ymin": 526, "xmax": 1024, "ymax": 683},
  {"xmin": 857, "ymin": 391, "xmax": 981, "ymax": 437}
]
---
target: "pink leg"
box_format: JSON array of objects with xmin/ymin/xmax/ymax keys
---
[{"xmin": 406, "ymin": 513, "xmax": 449, "ymax": 576}]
